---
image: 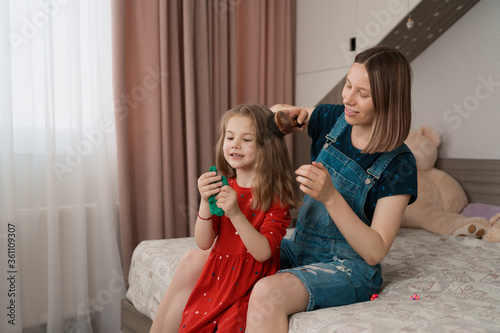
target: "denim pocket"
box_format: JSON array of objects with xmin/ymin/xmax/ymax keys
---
[
  {"xmin": 321, "ymin": 162, "xmax": 359, "ymax": 208},
  {"xmin": 296, "ymin": 195, "xmax": 324, "ymax": 230},
  {"xmin": 294, "ymin": 230, "xmax": 332, "ymax": 255}
]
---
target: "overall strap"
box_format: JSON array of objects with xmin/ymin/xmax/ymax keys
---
[
  {"xmin": 325, "ymin": 111, "xmax": 348, "ymax": 144},
  {"xmin": 366, "ymin": 144, "xmax": 411, "ymax": 181}
]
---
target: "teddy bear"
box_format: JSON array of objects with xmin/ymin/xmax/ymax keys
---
[
  {"xmin": 483, "ymin": 216, "xmax": 500, "ymax": 242},
  {"xmin": 402, "ymin": 126, "xmax": 499, "ymax": 241}
]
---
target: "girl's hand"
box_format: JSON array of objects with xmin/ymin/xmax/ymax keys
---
[
  {"xmin": 197, "ymin": 171, "xmax": 223, "ymax": 202},
  {"xmin": 295, "ymin": 161, "xmax": 338, "ymax": 205},
  {"xmin": 215, "ymin": 186, "xmax": 241, "ymax": 219}
]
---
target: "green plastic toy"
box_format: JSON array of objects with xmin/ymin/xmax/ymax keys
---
[{"xmin": 208, "ymin": 166, "xmax": 229, "ymax": 216}]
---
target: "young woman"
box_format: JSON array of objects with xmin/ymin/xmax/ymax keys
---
[
  {"xmin": 150, "ymin": 46, "xmax": 418, "ymax": 332},
  {"xmin": 155, "ymin": 104, "xmax": 301, "ymax": 332},
  {"xmin": 245, "ymin": 46, "xmax": 417, "ymax": 332}
]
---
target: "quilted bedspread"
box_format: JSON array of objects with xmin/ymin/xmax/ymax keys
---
[{"xmin": 126, "ymin": 228, "xmax": 500, "ymax": 332}]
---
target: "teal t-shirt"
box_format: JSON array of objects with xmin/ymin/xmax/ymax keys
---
[{"xmin": 308, "ymin": 104, "xmax": 418, "ymax": 222}]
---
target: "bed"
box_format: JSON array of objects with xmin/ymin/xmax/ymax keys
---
[{"xmin": 121, "ymin": 158, "xmax": 500, "ymax": 333}]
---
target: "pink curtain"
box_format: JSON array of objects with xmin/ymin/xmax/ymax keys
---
[
  {"xmin": 111, "ymin": 0, "xmax": 295, "ymax": 282},
  {"xmin": 236, "ymin": 0, "xmax": 296, "ymax": 105}
]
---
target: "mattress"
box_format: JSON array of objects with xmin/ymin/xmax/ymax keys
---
[{"xmin": 126, "ymin": 228, "xmax": 500, "ymax": 332}]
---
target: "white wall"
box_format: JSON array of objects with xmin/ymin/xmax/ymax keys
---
[
  {"xmin": 295, "ymin": 0, "xmax": 420, "ymax": 107},
  {"xmin": 411, "ymin": 0, "xmax": 500, "ymax": 159},
  {"xmin": 295, "ymin": 0, "xmax": 500, "ymax": 160}
]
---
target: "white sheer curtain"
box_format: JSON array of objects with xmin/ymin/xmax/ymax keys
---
[{"xmin": 0, "ymin": 1, "xmax": 124, "ymax": 332}]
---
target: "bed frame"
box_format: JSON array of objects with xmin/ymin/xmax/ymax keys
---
[
  {"xmin": 435, "ymin": 158, "xmax": 500, "ymax": 205},
  {"xmin": 121, "ymin": 298, "xmax": 153, "ymax": 333},
  {"xmin": 120, "ymin": 158, "xmax": 500, "ymax": 333}
]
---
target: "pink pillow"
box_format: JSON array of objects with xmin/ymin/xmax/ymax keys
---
[{"xmin": 461, "ymin": 203, "xmax": 500, "ymax": 220}]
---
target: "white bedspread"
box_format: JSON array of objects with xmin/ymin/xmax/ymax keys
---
[{"xmin": 126, "ymin": 228, "xmax": 500, "ymax": 332}]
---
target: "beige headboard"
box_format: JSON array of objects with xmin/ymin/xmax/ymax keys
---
[{"xmin": 436, "ymin": 158, "xmax": 500, "ymax": 206}]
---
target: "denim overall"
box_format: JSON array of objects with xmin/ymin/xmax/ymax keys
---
[{"xmin": 280, "ymin": 114, "xmax": 410, "ymax": 311}]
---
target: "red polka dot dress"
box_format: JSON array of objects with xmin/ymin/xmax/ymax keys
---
[{"xmin": 179, "ymin": 178, "xmax": 291, "ymax": 332}]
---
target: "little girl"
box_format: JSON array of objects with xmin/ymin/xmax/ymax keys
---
[{"xmin": 178, "ymin": 104, "xmax": 301, "ymax": 332}]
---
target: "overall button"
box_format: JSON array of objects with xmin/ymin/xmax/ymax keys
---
[
  {"xmin": 364, "ymin": 178, "xmax": 371, "ymax": 185},
  {"xmin": 323, "ymin": 143, "xmax": 329, "ymax": 149}
]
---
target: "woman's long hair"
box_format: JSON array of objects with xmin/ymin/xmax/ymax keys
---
[{"xmin": 215, "ymin": 104, "xmax": 301, "ymax": 211}]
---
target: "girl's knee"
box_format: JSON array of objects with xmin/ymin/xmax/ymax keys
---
[
  {"xmin": 175, "ymin": 248, "xmax": 208, "ymax": 284},
  {"xmin": 180, "ymin": 247, "xmax": 207, "ymax": 265}
]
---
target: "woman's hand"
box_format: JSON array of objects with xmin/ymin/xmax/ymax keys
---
[
  {"xmin": 269, "ymin": 104, "xmax": 313, "ymax": 132},
  {"xmin": 215, "ymin": 186, "xmax": 241, "ymax": 219},
  {"xmin": 197, "ymin": 171, "xmax": 223, "ymax": 202},
  {"xmin": 295, "ymin": 161, "xmax": 338, "ymax": 205}
]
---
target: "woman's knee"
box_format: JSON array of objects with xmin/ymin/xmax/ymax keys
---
[
  {"xmin": 249, "ymin": 273, "xmax": 309, "ymax": 315},
  {"xmin": 250, "ymin": 273, "xmax": 304, "ymax": 306},
  {"xmin": 250, "ymin": 276, "xmax": 282, "ymax": 304}
]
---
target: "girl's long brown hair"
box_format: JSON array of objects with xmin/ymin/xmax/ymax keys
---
[
  {"xmin": 215, "ymin": 104, "xmax": 301, "ymax": 211},
  {"xmin": 355, "ymin": 46, "xmax": 413, "ymax": 154}
]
